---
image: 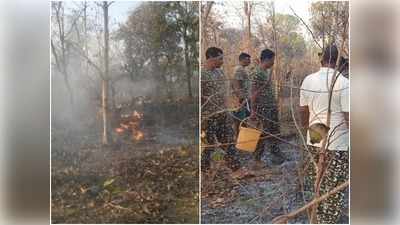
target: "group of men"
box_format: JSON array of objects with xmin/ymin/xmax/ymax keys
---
[
  {"xmin": 201, "ymin": 47, "xmax": 284, "ymax": 172},
  {"xmin": 201, "ymin": 44, "xmax": 349, "ymax": 224}
]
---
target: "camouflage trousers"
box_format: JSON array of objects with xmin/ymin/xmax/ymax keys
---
[
  {"xmin": 201, "ymin": 112, "xmax": 239, "ymax": 170},
  {"xmin": 253, "ymin": 102, "xmax": 281, "ymax": 160},
  {"xmin": 304, "ymin": 146, "xmax": 349, "ymax": 224}
]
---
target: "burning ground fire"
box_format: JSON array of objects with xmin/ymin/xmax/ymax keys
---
[{"xmin": 115, "ymin": 110, "xmax": 145, "ymax": 142}]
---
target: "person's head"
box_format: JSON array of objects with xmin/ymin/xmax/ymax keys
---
[
  {"xmin": 205, "ymin": 47, "xmax": 224, "ymax": 69},
  {"xmin": 259, "ymin": 48, "xmax": 275, "ymax": 70},
  {"xmin": 238, "ymin": 52, "xmax": 251, "ymax": 67},
  {"xmin": 320, "ymin": 44, "xmax": 339, "ymax": 68}
]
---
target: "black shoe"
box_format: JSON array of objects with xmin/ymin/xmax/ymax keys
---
[{"xmin": 270, "ymin": 146, "xmax": 285, "ymax": 165}]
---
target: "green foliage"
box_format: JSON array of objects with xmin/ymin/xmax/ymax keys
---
[
  {"xmin": 310, "ymin": 1, "xmax": 349, "ymax": 47},
  {"xmin": 118, "ymin": 2, "xmax": 198, "ymax": 98},
  {"xmin": 118, "ymin": 2, "xmax": 180, "ymax": 78}
]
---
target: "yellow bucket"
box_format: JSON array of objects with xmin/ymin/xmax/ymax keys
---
[{"xmin": 235, "ymin": 119, "xmax": 262, "ymax": 152}]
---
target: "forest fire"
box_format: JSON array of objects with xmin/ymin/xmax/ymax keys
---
[
  {"xmin": 133, "ymin": 130, "xmax": 144, "ymax": 141},
  {"xmin": 114, "ymin": 110, "xmax": 145, "ymax": 142}
]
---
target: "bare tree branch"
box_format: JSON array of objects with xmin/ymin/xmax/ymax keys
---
[
  {"xmin": 271, "ymin": 180, "xmax": 349, "ymax": 224},
  {"xmin": 289, "ymin": 6, "xmax": 322, "ymax": 49}
]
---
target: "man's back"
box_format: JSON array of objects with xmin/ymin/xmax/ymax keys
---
[{"xmin": 300, "ymin": 67, "xmax": 349, "ymax": 151}]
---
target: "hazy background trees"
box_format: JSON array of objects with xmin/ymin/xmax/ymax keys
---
[
  {"xmin": 51, "ymin": 2, "xmax": 200, "ymax": 222},
  {"xmin": 200, "ymin": 1, "xmax": 348, "ymax": 123},
  {"xmin": 51, "ymin": 1, "xmax": 199, "ymax": 144}
]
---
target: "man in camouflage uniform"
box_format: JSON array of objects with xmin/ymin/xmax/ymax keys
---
[
  {"xmin": 231, "ymin": 53, "xmax": 252, "ymax": 136},
  {"xmin": 250, "ymin": 48, "xmax": 285, "ymax": 165},
  {"xmin": 201, "ymin": 47, "xmax": 241, "ymax": 172},
  {"xmin": 300, "ymin": 45, "xmax": 349, "ymax": 223}
]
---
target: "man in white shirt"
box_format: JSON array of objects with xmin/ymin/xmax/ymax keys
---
[{"xmin": 299, "ymin": 45, "xmax": 349, "ymax": 223}]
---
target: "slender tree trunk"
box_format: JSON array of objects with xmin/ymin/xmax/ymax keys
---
[
  {"xmin": 54, "ymin": 2, "xmax": 74, "ymax": 105},
  {"xmin": 101, "ymin": 79, "xmax": 109, "ymax": 145},
  {"xmin": 271, "ymin": 2, "xmax": 281, "ymax": 118},
  {"xmin": 244, "ymin": 2, "xmax": 252, "ymax": 54},
  {"xmin": 201, "ymin": 2, "xmax": 213, "ymax": 59},
  {"xmin": 102, "ymin": 1, "xmax": 111, "ymax": 145},
  {"xmin": 183, "ymin": 25, "xmax": 193, "ymax": 98},
  {"xmin": 84, "ymin": 1, "xmax": 88, "ymax": 77}
]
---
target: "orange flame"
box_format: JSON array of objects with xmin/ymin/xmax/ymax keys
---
[
  {"xmin": 115, "ymin": 110, "xmax": 145, "ymax": 142},
  {"xmin": 133, "ymin": 130, "xmax": 144, "ymax": 141},
  {"xmin": 115, "ymin": 127, "xmax": 125, "ymax": 134}
]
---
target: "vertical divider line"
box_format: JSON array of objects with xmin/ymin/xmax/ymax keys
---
[{"xmin": 198, "ymin": 1, "xmax": 202, "ymax": 223}]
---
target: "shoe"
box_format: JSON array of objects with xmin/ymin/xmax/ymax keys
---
[{"xmin": 270, "ymin": 146, "xmax": 285, "ymax": 165}]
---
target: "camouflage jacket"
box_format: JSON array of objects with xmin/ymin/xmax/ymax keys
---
[
  {"xmin": 233, "ymin": 65, "xmax": 251, "ymax": 101},
  {"xmin": 250, "ymin": 66, "xmax": 277, "ymax": 106},
  {"xmin": 201, "ymin": 68, "xmax": 228, "ymax": 117}
]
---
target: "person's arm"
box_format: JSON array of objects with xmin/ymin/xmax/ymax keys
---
[
  {"xmin": 343, "ymin": 112, "xmax": 349, "ymax": 128},
  {"xmin": 341, "ymin": 78, "xmax": 350, "ymax": 128},
  {"xmin": 250, "ymin": 79, "xmax": 258, "ymax": 118},
  {"xmin": 299, "ymin": 78, "xmax": 309, "ymax": 135},
  {"xmin": 232, "ymin": 69, "xmax": 243, "ymax": 101}
]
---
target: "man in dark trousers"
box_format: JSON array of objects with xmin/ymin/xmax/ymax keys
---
[
  {"xmin": 201, "ymin": 47, "xmax": 241, "ymax": 172},
  {"xmin": 250, "ymin": 48, "xmax": 285, "ymax": 165}
]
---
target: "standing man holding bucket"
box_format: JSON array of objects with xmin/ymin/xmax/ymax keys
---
[
  {"xmin": 232, "ymin": 52, "xmax": 252, "ymax": 136},
  {"xmin": 201, "ymin": 47, "xmax": 241, "ymax": 172},
  {"xmin": 249, "ymin": 48, "xmax": 285, "ymax": 166}
]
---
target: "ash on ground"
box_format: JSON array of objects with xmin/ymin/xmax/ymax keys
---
[{"xmin": 201, "ymin": 136, "xmax": 349, "ymax": 224}]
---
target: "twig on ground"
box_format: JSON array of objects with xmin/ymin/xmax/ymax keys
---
[{"xmin": 271, "ymin": 180, "xmax": 349, "ymax": 224}]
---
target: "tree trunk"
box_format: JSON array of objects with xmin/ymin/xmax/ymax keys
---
[
  {"xmin": 101, "ymin": 79, "xmax": 109, "ymax": 145},
  {"xmin": 183, "ymin": 26, "xmax": 192, "ymax": 98},
  {"xmin": 244, "ymin": 2, "xmax": 252, "ymax": 54},
  {"xmin": 271, "ymin": 2, "xmax": 282, "ymax": 119},
  {"xmin": 102, "ymin": 1, "xmax": 111, "ymax": 145},
  {"xmin": 84, "ymin": 1, "xmax": 88, "ymax": 78},
  {"xmin": 201, "ymin": 2, "xmax": 213, "ymax": 59},
  {"xmin": 54, "ymin": 2, "xmax": 74, "ymax": 105}
]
